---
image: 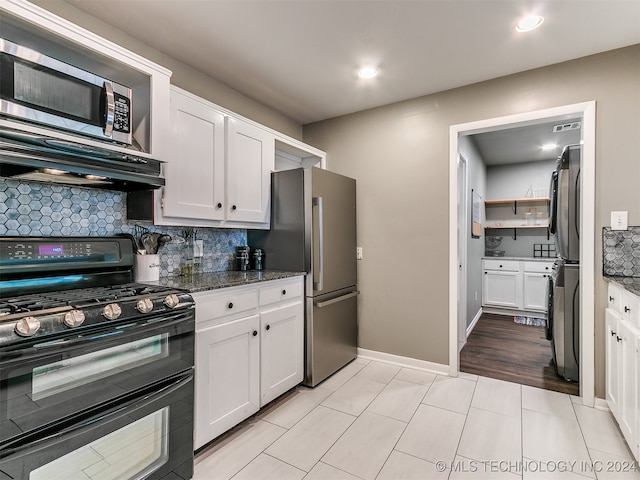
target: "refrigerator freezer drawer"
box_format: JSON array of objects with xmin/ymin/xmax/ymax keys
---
[{"xmin": 304, "ymin": 289, "xmax": 358, "ymax": 387}]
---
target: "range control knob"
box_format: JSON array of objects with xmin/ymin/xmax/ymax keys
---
[
  {"xmin": 103, "ymin": 303, "xmax": 122, "ymax": 320},
  {"xmin": 137, "ymin": 298, "xmax": 154, "ymax": 314},
  {"xmin": 64, "ymin": 310, "xmax": 86, "ymax": 328},
  {"xmin": 15, "ymin": 316, "xmax": 41, "ymax": 337},
  {"xmin": 164, "ymin": 294, "xmax": 180, "ymax": 309}
]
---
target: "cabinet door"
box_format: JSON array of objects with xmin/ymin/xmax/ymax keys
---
[
  {"xmin": 194, "ymin": 314, "xmax": 260, "ymax": 448},
  {"xmin": 163, "ymin": 89, "xmax": 225, "ymax": 220},
  {"xmin": 605, "ymin": 308, "xmax": 621, "ymax": 416},
  {"xmin": 523, "ymin": 272, "xmax": 550, "ymax": 312},
  {"xmin": 225, "ymin": 117, "xmax": 274, "ymax": 224},
  {"xmin": 260, "ymin": 302, "xmax": 304, "ymax": 406},
  {"xmin": 483, "ymin": 270, "xmax": 521, "ymax": 308},
  {"xmin": 619, "ymin": 319, "xmax": 639, "ymax": 449}
]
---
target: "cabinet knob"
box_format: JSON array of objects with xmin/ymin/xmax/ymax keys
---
[
  {"xmin": 545, "ymin": 266, "xmax": 549, "ymax": 270},
  {"xmin": 228, "ymin": 302, "xmax": 234, "ymax": 309},
  {"xmin": 499, "ymin": 265, "xmax": 503, "ymax": 268},
  {"xmin": 232, "ymin": 205, "xmax": 237, "ymax": 211},
  {"xmin": 266, "ymin": 324, "xmax": 271, "ymax": 331},
  {"xmin": 217, "ymin": 202, "xmax": 222, "ymax": 209},
  {"xmin": 252, "ymin": 330, "xmax": 257, "ymax": 336},
  {"xmin": 617, "ymin": 335, "xmax": 622, "ymax": 343},
  {"xmin": 624, "ymin": 306, "xmax": 630, "ymax": 313},
  {"xmin": 282, "ymin": 289, "xmax": 287, "ymax": 295},
  {"xmin": 611, "ymin": 330, "xmax": 616, "ymax": 336},
  {"xmin": 609, "ymin": 296, "xmax": 614, "ymax": 302}
]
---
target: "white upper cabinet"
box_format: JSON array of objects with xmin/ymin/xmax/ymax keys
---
[
  {"xmin": 162, "ymin": 89, "xmax": 225, "ymax": 220},
  {"xmin": 225, "ymin": 117, "xmax": 274, "ymax": 224},
  {"xmin": 154, "ymin": 86, "xmax": 278, "ymax": 229}
]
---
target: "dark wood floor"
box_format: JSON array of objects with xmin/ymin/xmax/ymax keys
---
[{"xmin": 460, "ymin": 313, "xmax": 580, "ymax": 396}]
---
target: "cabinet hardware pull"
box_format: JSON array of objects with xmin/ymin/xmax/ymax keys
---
[
  {"xmin": 617, "ymin": 335, "xmax": 622, "ymax": 342},
  {"xmin": 217, "ymin": 202, "xmax": 222, "ymax": 208},
  {"xmin": 228, "ymin": 302, "xmax": 233, "ymax": 309},
  {"xmin": 232, "ymin": 205, "xmax": 237, "ymax": 210},
  {"xmin": 611, "ymin": 330, "xmax": 616, "ymax": 336},
  {"xmin": 266, "ymin": 324, "xmax": 270, "ymax": 331},
  {"xmin": 624, "ymin": 306, "xmax": 630, "ymax": 313},
  {"xmin": 252, "ymin": 330, "xmax": 257, "ymax": 336},
  {"xmin": 609, "ymin": 296, "xmax": 614, "ymax": 302},
  {"xmin": 282, "ymin": 289, "xmax": 286, "ymax": 295}
]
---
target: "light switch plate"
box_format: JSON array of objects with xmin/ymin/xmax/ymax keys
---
[
  {"xmin": 356, "ymin": 247, "xmax": 363, "ymax": 260},
  {"xmin": 611, "ymin": 211, "xmax": 628, "ymax": 231}
]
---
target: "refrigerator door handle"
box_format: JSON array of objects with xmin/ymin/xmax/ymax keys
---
[
  {"xmin": 315, "ymin": 291, "xmax": 359, "ymax": 308},
  {"xmin": 313, "ymin": 196, "xmax": 324, "ymax": 292}
]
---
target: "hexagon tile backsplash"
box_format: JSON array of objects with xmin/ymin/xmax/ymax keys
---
[
  {"xmin": 0, "ymin": 178, "xmax": 247, "ymax": 276},
  {"xmin": 603, "ymin": 226, "xmax": 640, "ymax": 277}
]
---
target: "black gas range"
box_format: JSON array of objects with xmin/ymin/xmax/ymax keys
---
[{"xmin": 0, "ymin": 236, "xmax": 195, "ymax": 480}]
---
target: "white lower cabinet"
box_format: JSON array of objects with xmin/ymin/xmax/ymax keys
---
[
  {"xmin": 193, "ymin": 277, "xmax": 304, "ymax": 449},
  {"xmin": 482, "ymin": 259, "xmax": 553, "ymax": 316},
  {"xmin": 606, "ymin": 282, "xmax": 640, "ymax": 462}
]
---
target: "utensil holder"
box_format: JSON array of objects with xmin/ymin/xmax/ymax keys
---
[{"xmin": 135, "ymin": 254, "xmax": 160, "ymax": 282}]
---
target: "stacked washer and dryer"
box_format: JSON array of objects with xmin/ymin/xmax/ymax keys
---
[{"xmin": 547, "ymin": 144, "xmax": 581, "ymax": 382}]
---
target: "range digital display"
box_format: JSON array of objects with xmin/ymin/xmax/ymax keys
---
[{"xmin": 39, "ymin": 244, "xmax": 64, "ymax": 256}]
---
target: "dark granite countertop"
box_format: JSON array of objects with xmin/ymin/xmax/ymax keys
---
[
  {"xmin": 605, "ymin": 275, "xmax": 640, "ymax": 297},
  {"xmin": 153, "ymin": 270, "xmax": 305, "ymax": 294}
]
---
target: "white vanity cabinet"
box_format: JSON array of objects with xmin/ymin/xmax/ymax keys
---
[
  {"xmin": 193, "ymin": 276, "xmax": 304, "ymax": 449},
  {"xmin": 158, "ymin": 87, "xmax": 274, "ymax": 228},
  {"xmin": 605, "ymin": 282, "xmax": 640, "ymax": 462},
  {"xmin": 482, "ymin": 258, "xmax": 554, "ymax": 316}
]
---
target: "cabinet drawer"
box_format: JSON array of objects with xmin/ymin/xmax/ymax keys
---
[
  {"xmin": 259, "ymin": 277, "xmax": 304, "ymax": 306},
  {"xmin": 483, "ymin": 259, "xmax": 520, "ymax": 272},
  {"xmin": 194, "ymin": 287, "xmax": 258, "ymax": 325},
  {"xmin": 523, "ymin": 261, "xmax": 554, "ymax": 273},
  {"xmin": 608, "ymin": 283, "xmax": 624, "ymax": 312}
]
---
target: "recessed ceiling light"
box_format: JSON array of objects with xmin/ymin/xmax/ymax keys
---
[
  {"xmin": 516, "ymin": 15, "xmax": 544, "ymax": 32},
  {"xmin": 357, "ymin": 67, "xmax": 378, "ymax": 79}
]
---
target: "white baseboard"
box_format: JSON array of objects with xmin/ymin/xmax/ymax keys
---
[
  {"xmin": 592, "ymin": 397, "xmax": 610, "ymax": 412},
  {"xmin": 357, "ymin": 348, "xmax": 449, "ymax": 376},
  {"xmin": 466, "ymin": 307, "xmax": 483, "ymax": 338}
]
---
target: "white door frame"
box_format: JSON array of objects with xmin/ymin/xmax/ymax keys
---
[
  {"xmin": 457, "ymin": 154, "xmax": 468, "ymax": 351},
  {"xmin": 448, "ymin": 101, "xmax": 596, "ymax": 407}
]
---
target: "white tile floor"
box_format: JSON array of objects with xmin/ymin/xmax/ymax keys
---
[{"xmin": 194, "ymin": 358, "xmax": 640, "ymax": 480}]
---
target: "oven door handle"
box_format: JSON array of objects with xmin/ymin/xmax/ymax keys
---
[
  {"xmin": 0, "ymin": 371, "xmax": 192, "ymax": 458},
  {"xmin": 1, "ymin": 311, "xmax": 193, "ymax": 363}
]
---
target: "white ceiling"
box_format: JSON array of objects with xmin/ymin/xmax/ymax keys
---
[{"xmin": 63, "ymin": 0, "xmax": 640, "ymax": 126}]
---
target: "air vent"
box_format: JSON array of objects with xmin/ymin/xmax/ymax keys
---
[{"xmin": 553, "ymin": 122, "xmax": 581, "ymax": 133}]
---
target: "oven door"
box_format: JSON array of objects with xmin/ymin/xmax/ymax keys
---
[
  {"xmin": 0, "ymin": 371, "xmax": 193, "ymax": 480},
  {"xmin": 0, "ymin": 308, "xmax": 194, "ymax": 444}
]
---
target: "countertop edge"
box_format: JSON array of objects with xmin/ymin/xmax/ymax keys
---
[
  {"xmin": 154, "ymin": 270, "xmax": 306, "ymax": 294},
  {"xmin": 604, "ymin": 275, "xmax": 640, "ymax": 298}
]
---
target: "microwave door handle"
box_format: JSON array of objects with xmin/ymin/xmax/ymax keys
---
[{"xmin": 103, "ymin": 81, "xmax": 115, "ymax": 137}]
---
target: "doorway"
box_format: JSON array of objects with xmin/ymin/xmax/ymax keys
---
[{"xmin": 448, "ymin": 102, "xmax": 596, "ymax": 406}]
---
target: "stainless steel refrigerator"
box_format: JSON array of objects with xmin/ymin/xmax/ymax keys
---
[
  {"xmin": 248, "ymin": 167, "xmax": 358, "ymax": 386},
  {"xmin": 547, "ymin": 144, "xmax": 580, "ymax": 382}
]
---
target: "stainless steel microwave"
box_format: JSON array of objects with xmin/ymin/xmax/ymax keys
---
[{"xmin": 0, "ymin": 38, "xmax": 133, "ymax": 145}]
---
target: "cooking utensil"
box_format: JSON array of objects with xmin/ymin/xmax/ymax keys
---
[
  {"xmin": 157, "ymin": 234, "xmax": 172, "ymax": 253},
  {"xmin": 141, "ymin": 233, "xmax": 153, "ymax": 254},
  {"xmin": 147, "ymin": 233, "xmax": 161, "ymax": 254}
]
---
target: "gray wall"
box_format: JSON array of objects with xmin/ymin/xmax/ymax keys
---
[
  {"xmin": 30, "ymin": 0, "xmax": 302, "ymax": 140},
  {"xmin": 303, "ymin": 45, "xmax": 640, "ymax": 398},
  {"xmin": 458, "ymin": 136, "xmax": 486, "ymax": 329},
  {"xmin": 486, "ymin": 160, "xmax": 556, "ymax": 258}
]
